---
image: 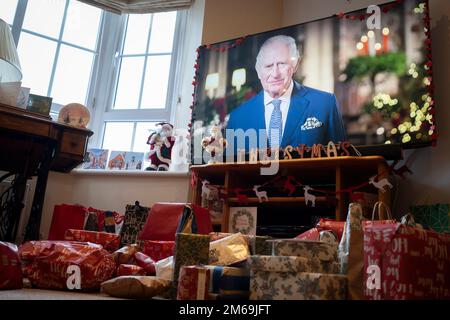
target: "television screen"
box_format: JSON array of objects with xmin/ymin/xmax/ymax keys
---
[{"xmin": 191, "ymin": 0, "xmax": 434, "ymax": 164}]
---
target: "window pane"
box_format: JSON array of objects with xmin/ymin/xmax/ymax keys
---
[
  {"xmin": 51, "ymin": 45, "xmax": 94, "ymax": 105},
  {"xmin": 63, "ymin": 0, "xmax": 101, "ymax": 50},
  {"xmin": 114, "ymin": 56, "xmax": 144, "ymax": 109},
  {"xmin": 148, "ymin": 11, "xmax": 176, "ymax": 53},
  {"xmin": 0, "ymin": 0, "xmax": 18, "ymax": 25},
  {"xmin": 141, "ymin": 55, "xmax": 171, "ymax": 109},
  {"xmin": 123, "ymin": 14, "xmax": 150, "ymax": 55},
  {"xmin": 102, "ymin": 122, "xmax": 134, "ymax": 151},
  {"xmin": 22, "ymin": 0, "xmax": 66, "ymax": 39},
  {"xmin": 133, "ymin": 122, "xmax": 158, "ymax": 152},
  {"xmin": 18, "ymin": 33, "xmax": 57, "ymax": 96}
]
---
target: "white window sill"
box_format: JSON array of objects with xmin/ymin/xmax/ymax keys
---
[{"xmin": 70, "ymin": 169, "xmax": 189, "ymax": 177}]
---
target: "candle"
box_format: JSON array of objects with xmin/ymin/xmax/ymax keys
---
[
  {"xmin": 368, "ymin": 30, "xmax": 376, "ymax": 56},
  {"xmin": 382, "ymin": 27, "xmax": 390, "ymax": 53},
  {"xmin": 361, "ymin": 36, "xmax": 369, "ymax": 55},
  {"xmin": 375, "ymin": 43, "xmax": 382, "ymax": 55}
]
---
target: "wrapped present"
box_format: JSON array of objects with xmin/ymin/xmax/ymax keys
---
[
  {"xmin": 0, "ymin": 241, "xmax": 22, "ymax": 290},
  {"xmin": 64, "ymin": 229, "xmax": 120, "ymax": 252},
  {"xmin": 248, "ymin": 255, "xmax": 340, "ymax": 274},
  {"xmin": 205, "ymin": 265, "xmax": 250, "ymax": 299},
  {"xmin": 19, "ymin": 241, "xmax": 116, "ymax": 291},
  {"xmin": 137, "ymin": 240, "xmax": 175, "ymax": 262},
  {"xmin": 117, "ymin": 264, "xmax": 146, "ymax": 276},
  {"xmin": 48, "ymin": 204, "xmax": 87, "ymax": 240},
  {"xmin": 177, "ymin": 266, "xmax": 210, "ymax": 300},
  {"xmin": 295, "ymin": 228, "xmax": 320, "ymax": 241},
  {"xmin": 411, "ymin": 203, "xmax": 450, "ymax": 233},
  {"xmin": 210, "ymin": 232, "xmax": 271, "ymax": 256},
  {"xmin": 155, "ymin": 256, "xmax": 174, "ymax": 281},
  {"xmin": 173, "ymin": 233, "xmax": 210, "ymax": 284},
  {"xmin": 101, "ymin": 276, "xmax": 171, "ymax": 299},
  {"xmin": 134, "ymin": 252, "xmax": 156, "ymax": 275},
  {"xmin": 269, "ymin": 239, "xmax": 338, "ymax": 262},
  {"xmin": 249, "ymin": 270, "xmax": 347, "ymax": 300},
  {"xmin": 316, "ymin": 218, "xmax": 345, "ymax": 242},
  {"xmin": 119, "ymin": 203, "xmax": 150, "ymax": 247},
  {"xmin": 364, "ymin": 222, "xmax": 450, "ymax": 300},
  {"xmin": 112, "ymin": 244, "xmax": 139, "ymax": 265},
  {"xmin": 209, "ymin": 233, "xmax": 250, "ymax": 266}
]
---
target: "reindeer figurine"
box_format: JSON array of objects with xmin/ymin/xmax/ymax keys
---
[
  {"xmin": 253, "ymin": 185, "xmax": 268, "ymax": 203},
  {"xmin": 369, "ymin": 176, "xmax": 393, "ymax": 193},
  {"xmin": 303, "ymin": 185, "xmax": 316, "ymax": 207}
]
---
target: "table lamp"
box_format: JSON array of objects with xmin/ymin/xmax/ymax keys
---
[{"xmin": 0, "ymin": 18, "xmax": 23, "ymax": 106}]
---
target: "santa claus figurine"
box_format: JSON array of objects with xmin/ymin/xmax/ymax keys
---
[
  {"xmin": 146, "ymin": 122, "xmax": 176, "ymax": 171},
  {"xmin": 202, "ymin": 125, "xmax": 227, "ymax": 164}
]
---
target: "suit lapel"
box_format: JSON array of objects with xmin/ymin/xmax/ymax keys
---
[
  {"xmin": 253, "ymin": 91, "xmax": 267, "ymax": 147},
  {"xmin": 281, "ymin": 82, "xmax": 310, "ymax": 146}
]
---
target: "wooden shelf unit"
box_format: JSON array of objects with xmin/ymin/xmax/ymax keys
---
[{"xmin": 190, "ymin": 156, "xmax": 392, "ymax": 233}]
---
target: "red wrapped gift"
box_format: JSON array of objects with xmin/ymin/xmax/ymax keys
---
[
  {"xmin": 364, "ymin": 222, "xmax": 450, "ymax": 300},
  {"xmin": 134, "ymin": 252, "xmax": 156, "ymax": 275},
  {"xmin": 139, "ymin": 240, "xmax": 175, "ymax": 262},
  {"xmin": 64, "ymin": 229, "xmax": 120, "ymax": 252},
  {"xmin": 48, "ymin": 204, "xmax": 87, "ymax": 240},
  {"xmin": 117, "ymin": 264, "xmax": 146, "ymax": 276},
  {"xmin": 295, "ymin": 228, "xmax": 320, "ymax": 240},
  {"xmin": 0, "ymin": 241, "xmax": 23, "ymax": 290},
  {"xmin": 138, "ymin": 203, "xmax": 212, "ymax": 241},
  {"xmin": 316, "ymin": 218, "xmax": 344, "ymax": 241},
  {"xmin": 19, "ymin": 241, "xmax": 115, "ymax": 291},
  {"xmin": 177, "ymin": 266, "xmax": 210, "ymax": 300}
]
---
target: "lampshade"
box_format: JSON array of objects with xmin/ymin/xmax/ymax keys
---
[{"xmin": 0, "ymin": 19, "xmax": 22, "ymax": 83}]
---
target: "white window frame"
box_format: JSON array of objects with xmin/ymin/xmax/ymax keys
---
[
  {"xmin": 88, "ymin": 10, "xmax": 187, "ymax": 149},
  {"xmin": 8, "ymin": 0, "xmax": 103, "ymax": 116},
  {"xmin": 6, "ymin": 0, "xmax": 188, "ymax": 151}
]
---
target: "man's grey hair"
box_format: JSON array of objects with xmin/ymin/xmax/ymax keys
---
[{"xmin": 255, "ymin": 35, "xmax": 300, "ymax": 72}]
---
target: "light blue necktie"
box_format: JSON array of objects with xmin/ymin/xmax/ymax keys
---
[{"xmin": 268, "ymin": 99, "xmax": 282, "ymax": 148}]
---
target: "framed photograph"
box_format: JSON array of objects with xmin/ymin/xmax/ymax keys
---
[
  {"xmin": 82, "ymin": 148, "xmax": 109, "ymax": 169},
  {"xmin": 27, "ymin": 93, "xmax": 52, "ymax": 116},
  {"xmin": 228, "ymin": 207, "xmax": 257, "ymax": 235},
  {"xmin": 16, "ymin": 87, "xmax": 30, "ymax": 109}
]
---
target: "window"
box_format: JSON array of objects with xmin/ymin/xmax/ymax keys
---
[
  {"xmin": 1, "ymin": 0, "xmax": 185, "ymax": 155},
  {"xmin": 2, "ymin": 0, "xmax": 102, "ymax": 116},
  {"xmin": 100, "ymin": 11, "xmax": 180, "ymax": 152}
]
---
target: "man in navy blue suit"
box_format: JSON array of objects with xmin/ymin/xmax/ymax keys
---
[{"xmin": 226, "ymin": 35, "xmax": 346, "ymax": 154}]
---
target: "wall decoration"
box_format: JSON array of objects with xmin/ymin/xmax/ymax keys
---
[{"xmin": 228, "ymin": 207, "xmax": 257, "ymax": 235}]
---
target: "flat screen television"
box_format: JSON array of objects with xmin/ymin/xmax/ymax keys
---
[{"xmin": 190, "ymin": 0, "xmax": 434, "ymax": 164}]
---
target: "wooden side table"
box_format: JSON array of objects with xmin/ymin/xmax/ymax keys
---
[{"xmin": 0, "ymin": 103, "xmax": 93, "ymax": 241}]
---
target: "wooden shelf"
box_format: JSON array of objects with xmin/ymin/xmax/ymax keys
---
[
  {"xmin": 189, "ymin": 156, "xmax": 392, "ymax": 233},
  {"xmin": 227, "ymin": 197, "xmax": 328, "ymax": 204}
]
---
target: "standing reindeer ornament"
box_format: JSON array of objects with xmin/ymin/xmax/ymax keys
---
[{"xmin": 201, "ymin": 125, "xmax": 227, "ymax": 164}]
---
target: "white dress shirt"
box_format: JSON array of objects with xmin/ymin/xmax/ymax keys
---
[{"xmin": 263, "ymin": 80, "xmax": 294, "ymax": 139}]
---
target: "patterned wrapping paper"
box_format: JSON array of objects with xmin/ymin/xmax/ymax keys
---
[
  {"xmin": 173, "ymin": 233, "xmax": 210, "ymax": 285},
  {"xmin": 204, "ymin": 265, "xmax": 250, "ymax": 299},
  {"xmin": 137, "ymin": 240, "xmax": 175, "ymax": 262},
  {"xmin": 248, "ymin": 255, "xmax": 341, "ymax": 274},
  {"xmin": 64, "ymin": 229, "xmax": 121, "ymax": 252},
  {"xmin": 209, "ymin": 233, "xmax": 250, "ymax": 266},
  {"xmin": 117, "ymin": 264, "xmax": 146, "ymax": 276},
  {"xmin": 119, "ymin": 204, "xmax": 150, "ymax": 247},
  {"xmin": 209, "ymin": 232, "xmax": 272, "ymax": 255},
  {"xmin": 269, "ymin": 239, "xmax": 338, "ymax": 262},
  {"xmin": 177, "ymin": 266, "xmax": 210, "ymax": 300},
  {"xmin": 364, "ymin": 222, "xmax": 450, "ymax": 300},
  {"xmin": 20, "ymin": 241, "xmax": 116, "ymax": 291},
  {"xmin": 250, "ymin": 271, "xmax": 347, "ymax": 300}
]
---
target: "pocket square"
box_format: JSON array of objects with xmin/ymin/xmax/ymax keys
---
[{"xmin": 301, "ymin": 117, "xmax": 323, "ymax": 130}]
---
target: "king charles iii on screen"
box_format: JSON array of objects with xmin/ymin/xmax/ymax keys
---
[{"xmin": 226, "ymin": 35, "xmax": 347, "ymax": 153}]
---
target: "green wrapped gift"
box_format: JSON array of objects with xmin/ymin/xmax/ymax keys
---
[{"xmin": 411, "ymin": 203, "xmax": 449, "ymax": 232}]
